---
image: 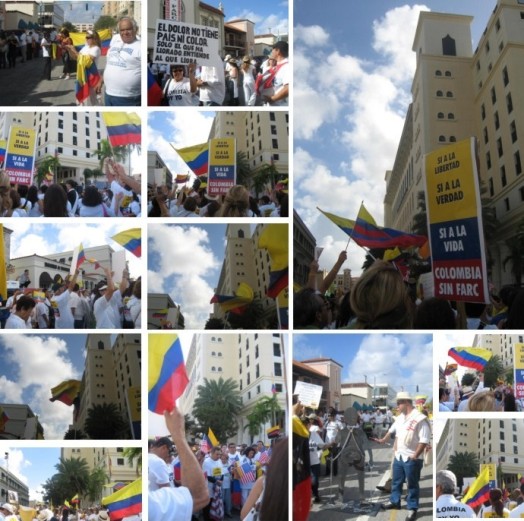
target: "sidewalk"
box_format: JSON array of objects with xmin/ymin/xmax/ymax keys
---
[
  {"xmin": 307, "ymin": 442, "xmax": 433, "ymax": 520},
  {"xmin": 0, "ymin": 55, "xmax": 106, "ymax": 107}
]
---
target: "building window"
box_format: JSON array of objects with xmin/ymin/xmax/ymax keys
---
[
  {"xmin": 502, "ymin": 66, "xmax": 509, "ymax": 86},
  {"xmin": 247, "ymin": 373, "xmax": 250, "ymax": 385},
  {"xmin": 495, "ymin": 18, "xmax": 501, "ymax": 31},
  {"xmin": 448, "ymin": 113, "xmax": 454, "ymax": 119},
  {"xmin": 272, "ymin": 139, "xmax": 278, "ymax": 148},
  {"xmin": 271, "ymin": 125, "xmax": 277, "ymax": 135},
  {"xmin": 256, "ymin": 364, "xmax": 259, "ymax": 378},
  {"xmin": 489, "ymin": 178, "xmax": 494, "ymax": 197},
  {"xmin": 491, "ymin": 87, "xmax": 497, "ymax": 104},
  {"xmin": 481, "ymin": 104, "xmax": 486, "ymax": 120},
  {"xmin": 117, "ymin": 458, "xmax": 124, "ymax": 465},
  {"xmin": 486, "ymin": 151, "xmax": 491, "ymax": 170},
  {"xmin": 437, "ymin": 112, "xmax": 444, "ymax": 119},
  {"xmin": 442, "ymin": 35, "xmax": 456, "ymax": 56},
  {"xmin": 246, "ymin": 355, "xmax": 250, "ymax": 367},
  {"xmin": 273, "ymin": 343, "xmax": 281, "ymax": 357},
  {"xmin": 446, "ymin": 91, "xmax": 453, "ymax": 98},
  {"xmin": 494, "ymin": 111, "xmax": 499, "ymax": 130},
  {"xmin": 515, "ymin": 151, "xmax": 522, "ymax": 176},
  {"xmin": 58, "ymin": 133, "xmax": 63, "ymax": 143},
  {"xmin": 445, "ymin": 70, "xmax": 451, "ymax": 77},
  {"xmin": 438, "ymin": 135, "xmax": 446, "ymax": 142},
  {"xmin": 436, "ymin": 90, "xmax": 443, "ymax": 97},
  {"xmin": 510, "ymin": 121, "xmax": 517, "ymax": 143},
  {"xmin": 449, "ymin": 136, "xmax": 456, "ymax": 142},
  {"xmin": 501, "ymin": 166, "xmax": 507, "ymax": 187},
  {"xmin": 484, "ymin": 128, "xmax": 489, "ymax": 144},
  {"xmin": 504, "ymin": 198, "xmax": 510, "ymax": 212},
  {"xmin": 507, "ymin": 93, "xmax": 513, "ymax": 113},
  {"xmin": 435, "ymin": 70, "xmax": 442, "ymax": 76},
  {"xmin": 497, "ymin": 138, "xmax": 503, "ymax": 157},
  {"xmin": 274, "ymin": 363, "xmax": 282, "ymax": 377},
  {"xmin": 73, "ymin": 136, "xmax": 77, "ymax": 146}
]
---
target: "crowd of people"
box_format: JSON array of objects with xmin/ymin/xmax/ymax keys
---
[
  {"xmin": 1, "ymin": 269, "xmax": 141, "ymax": 330},
  {"xmin": 0, "ymin": 503, "xmax": 117, "ymax": 521},
  {"xmin": 149, "ymin": 408, "xmax": 287, "ymax": 521},
  {"xmin": 436, "ymin": 470, "xmax": 524, "ymax": 518},
  {"xmin": 439, "ymin": 373, "xmax": 523, "ymax": 412},
  {"xmin": 148, "ymin": 183, "xmax": 288, "ymax": 218},
  {"xmin": 294, "ymin": 391, "xmax": 432, "ymax": 521},
  {"xmin": 148, "ymin": 41, "xmax": 289, "ymax": 107},
  {"xmin": 294, "ymin": 255, "xmax": 524, "ymax": 330},
  {"xmin": 0, "ymin": 159, "xmax": 141, "ymax": 218},
  {"xmin": 0, "ymin": 16, "xmax": 141, "ymax": 106}
]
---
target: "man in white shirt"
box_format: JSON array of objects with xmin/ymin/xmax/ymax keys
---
[
  {"xmin": 263, "ymin": 41, "xmax": 289, "ymax": 106},
  {"xmin": 436, "ymin": 470, "xmax": 476, "ymax": 518},
  {"xmin": 51, "ymin": 270, "xmax": 79, "ymax": 329},
  {"xmin": 5, "ymin": 296, "xmax": 35, "ymax": 329},
  {"xmin": 149, "ymin": 437, "xmax": 175, "ymax": 491},
  {"xmin": 324, "ymin": 411, "xmax": 342, "ymax": 476}
]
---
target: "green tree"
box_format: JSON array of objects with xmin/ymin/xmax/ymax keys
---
[
  {"xmin": 226, "ymin": 299, "xmax": 276, "ymax": 329},
  {"xmin": 83, "ymin": 168, "xmax": 93, "ymax": 184},
  {"xmin": 42, "ymin": 475, "xmax": 63, "ymax": 506},
  {"xmin": 236, "ymin": 151, "xmax": 254, "ymax": 187},
  {"xmin": 251, "ymin": 164, "xmax": 280, "ymax": 196},
  {"xmin": 93, "ymin": 139, "xmax": 128, "ymax": 169},
  {"xmin": 192, "ymin": 377, "xmax": 242, "ymax": 442},
  {"xmin": 86, "ymin": 466, "xmax": 109, "ymax": 503},
  {"xmin": 123, "ymin": 448, "xmax": 142, "ymax": 475},
  {"xmin": 411, "ymin": 191, "xmax": 428, "ymax": 236},
  {"xmin": 36, "ymin": 154, "xmax": 61, "ymax": 186},
  {"xmin": 244, "ymin": 395, "xmax": 282, "ymax": 442},
  {"xmin": 61, "ymin": 22, "xmax": 77, "ymax": 33},
  {"xmin": 204, "ymin": 317, "xmax": 226, "ymax": 329},
  {"xmin": 461, "ymin": 373, "xmax": 476, "ymax": 387},
  {"xmin": 54, "ymin": 457, "xmax": 90, "ymax": 499},
  {"xmin": 447, "ymin": 451, "xmax": 480, "ymax": 494},
  {"xmin": 63, "ymin": 428, "xmax": 87, "ymax": 440},
  {"xmin": 94, "ymin": 16, "xmax": 117, "ymax": 31},
  {"xmin": 244, "ymin": 407, "xmax": 268, "ymax": 441},
  {"xmin": 83, "ymin": 403, "xmax": 129, "ymax": 439},
  {"xmin": 483, "ymin": 354, "xmax": 505, "ymax": 388}
]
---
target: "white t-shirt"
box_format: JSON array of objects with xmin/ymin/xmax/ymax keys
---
[
  {"xmin": 5, "ymin": 313, "xmax": 30, "ymax": 329},
  {"xmin": 148, "ymin": 453, "xmax": 173, "ymax": 491},
  {"xmin": 149, "ymin": 486, "xmax": 192, "ymax": 521},
  {"xmin": 79, "ymin": 203, "xmax": 114, "ymax": 217},
  {"xmin": 202, "ymin": 457, "xmax": 224, "ymax": 497},
  {"xmin": 93, "ymin": 291, "xmax": 122, "ymax": 329},
  {"xmin": 164, "ymin": 77, "xmax": 195, "ymax": 106},
  {"xmin": 199, "ymin": 65, "xmax": 226, "ymax": 105},
  {"xmin": 104, "ymin": 38, "xmax": 141, "ymax": 97},
  {"xmin": 267, "ymin": 58, "xmax": 289, "ymax": 106},
  {"xmin": 41, "ymin": 37, "xmax": 50, "ymax": 58},
  {"xmin": 35, "ymin": 301, "xmax": 49, "ymax": 329},
  {"xmin": 436, "ymin": 494, "xmax": 476, "ymax": 518},
  {"xmin": 479, "ymin": 504, "xmax": 510, "ymax": 518},
  {"xmin": 80, "ymin": 44, "xmax": 101, "ymax": 62},
  {"xmin": 52, "ymin": 290, "xmax": 74, "ymax": 329},
  {"xmin": 128, "ymin": 296, "xmax": 141, "ymax": 328},
  {"xmin": 510, "ymin": 502, "xmax": 524, "ymax": 518}
]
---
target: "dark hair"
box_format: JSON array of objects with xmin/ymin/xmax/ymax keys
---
[
  {"xmin": 206, "ymin": 200, "xmax": 221, "ymax": 217},
  {"xmin": 17, "ymin": 184, "xmax": 29, "ymax": 198},
  {"xmin": 489, "ymin": 488, "xmax": 504, "ymax": 517},
  {"xmin": 81, "ymin": 185, "xmax": 103, "ymax": 207},
  {"xmin": 336, "ymin": 291, "xmax": 354, "ymax": 328},
  {"xmin": 9, "ymin": 189, "xmax": 21, "ymax": 209},
  {"xmin": 148, "ymin": 197, "xmax": 162, "ymax": 217},
  {"xmin": 43, "ymin": 184, "xmax": 69, "ymax": 217},
  {"xmin": 414, "ymin": 298, "xmax": 456, "ymax": 329},
  {"xmin": 504, "ymin": 392, "xmax": 517, "ymax": 412},
  {"xmin": 244, "ymin": 447, "xmax": 256, "ymax": 457},
  {"xmin": 16, "ymin": 295, "xmax": 36, "ymax": 311},
  {"xmin": 272, "ymin": 41, "xmax": 288, "ymax": 58},
  {"xmin": 183, "ymin": 196, "xmax": 197, "ymax": 212},
  {"xmin": 259, "ymin": 195, "xmax": 270, "ymax": 205},
  {"xmin": 132, "ymin": 277, "xmax": 141, "ymax": 299},
  {"xmin": 66, "ymin": 179, "xmax": 77, "ymax": 188},
  {"xmin": 249, "ymin": 196, "xmax": 260, "ymax": 217},
  {"xmin": 259, "ymin": 438, "xmax": 288, "ymax": 521},
  {"xmin": 294, "ymin": 288, "xmax": 324, "ymax": 328},
  {"xmin": 27, "ymin": 185, "xmax": 39, "ymax": 205},
  {"xmin": 277, "ymin": 192, "xmax": 288, "ymax": 217},
  {"xmin": 505, "ymin": 289, "xmax": 524, "ymax": 329}
]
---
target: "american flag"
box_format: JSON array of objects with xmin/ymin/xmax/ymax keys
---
[
  {"xmin": 200, "ymin": 434, "xmax": 212, "ymax": 454},
  {"xmin": 258, "ymin": 449, "xmax": 271, "ymax": 466},
  {"xmin": 236, "ymin": 461, "xmax": 255, "ymax": 485}
]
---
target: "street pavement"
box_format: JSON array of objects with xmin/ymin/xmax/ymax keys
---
[
  {"xmin": 307, "ymin": 440, "xmax": 433, "ymax": 521},
  {"xmin": 0, "ymin": 55, "xmax": 106, "ymax": 107}
]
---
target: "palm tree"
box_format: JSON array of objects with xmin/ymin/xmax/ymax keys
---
[
  {"xmin": 123, "ymin": 448, "xmax": 142, "ymax": 475},
  {"xmin": 86, "ymin": 466, "xmax": 109, "ymax": 503},
  {"xmin": 447, "ymin": 451, "xmax": 480, "ymax": 494},
  {"xmin": 411, "ymin": 191, "xmax": 428, "ymax": 236},
  {"xmin": 63, "ymin": 428, "xmax": 87, "ymax": 440},
  {"xmin": 54, "ymin": 457, "xmax": 90, "ymax": 499},
  {"xmin": 36, "ymin": 154, "xmax": 61, "ymax": 186},
  {"xmin": 83, "ymin": 403, "xmax": 130, "ymax": 439},
  {"xmin": 192, "ymin": 377, "xmax": 242, "ymax": 442},
  {"xmin": 226, "ymin": 299, "xmax": 275, "ymax": 329},
  {"xmin": 236, "ymin": 150, "xmax": 254, "ymax": 187},
  {"xmin": 93, "ymin": 139, "xmax": 128, "ymax": 169},
  {"xmin": 244, "ymin": 394, "xmax": 282, "ymax": 442},
  {"xmin": 244, "ymin": 407, "xmax": 268, "ymax": 441},
  {"xmin": 483, "ymin": 354, "xmax": 505, "ymax": 388},
  {"xmin": 251, "ymin": 164, "xmax": 280, "ymax": 196},
  {"xmin": 204, "ymin": 317, "xmax": 226, "ymax": 329}
]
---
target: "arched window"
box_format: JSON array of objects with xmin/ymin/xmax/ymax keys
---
[
  {"xmin": 435, "ymin": 70, "xmax": 442, "ymax": 76},
  {"xmin": 439, "ymin": 135, "xmax": 446, "ymax": 142},
  {"xmin": 446, "ymin": 91, "xmax": 453, "ymax": 98},
  {"xmin": 445, "ymin": 70, "xmax": 451, "ymax": 77},
  {"xmin": 211, "ymin": 366, "xmax": 216, "ymax": 372},
  {"xmin": 448, "ymin": 113, "xmax": 455, "ymax": 119},
  {"xmin": 436, "ymin": 90, "xmax": 443, "ymax": 97},
  {"xmin": 438, "ymin": 112, "xmax": 444, "ymax": 119},
  {"xmin": 442, "ymin": 35, "xmax": 457, "ymax": 56},
  {"xmin": 238, "ymin": 230, "xmax": 245, "ymax": 238},
  {"xmin": 450, "ymin": 136, "xmax": 457, "ymax": 142}
]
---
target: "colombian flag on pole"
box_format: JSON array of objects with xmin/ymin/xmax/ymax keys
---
[
  {"xmin": 448, "ymin": 347, "xmax": 493, "ymax": 371},
  {"xmin": 102, "ymin": 113, "xmax": 141, "ymax": 147},
  {"xmin": 210, "ymin": 282, "xmax": 254, "ymax": 313},
  {"xmin": 49, "ymin": 380, "xmax": 81, "ymax": 406},
  {"xmin": 102, "ymin": 477, "xmax": 142, "ymax": 521},
  {"xmin": 462, "ymin": 466, "xmax": 490, "ymax": 509},
  {"xmin": 76, "ymin": 243, "xmax": 86, "ymax": 269},
  {"xmin": 148, "ymin": 335, "xmax": 189, "ymax": 414},
  {"xmin": 75, "ymin": 54, "xmax": 101, "ymax": 104},
  {"xmin": 111, "ymin": 228, "xmax": 141, "ymax": 258},
  {"xmin": 258, "ymin": 224, "xmax": 288, "ymax": 298},
  {"xmin": 171, "ymin": 142, "xmax": 209, "ymax": 176},
  {"xmin": 0, "ymin": 406, "xmax": 9, "ymax": 432},
  {"xmin": 317, "ymin": 207, "xmax": 356, "ymax": 235}
]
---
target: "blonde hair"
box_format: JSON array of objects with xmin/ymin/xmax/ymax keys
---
[
  {"xmin": 218, "ymin": 185, "xmax": 250, "ymax": 217},
  {"xmin": 0, "ymin": 170, "xmax": 13, "ymax": 215},
  {"xmin": 350, "ymin": 260, "xmax": 412, "ymax": 329},
  {"xmin": 241, "ymin": 55, "xmax": 252, "ymax": 72},
  {"xmin": 466, "ymin": 391, "xmax": 496, "ymax": 412}
]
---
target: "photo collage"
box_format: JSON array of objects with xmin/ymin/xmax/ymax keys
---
[{"xmin": 0, "ymin": 0, "xmax": 523, "ymax": 520}]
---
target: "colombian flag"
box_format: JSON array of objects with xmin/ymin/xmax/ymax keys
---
[
  {"xmin": 102, "ymin": 477, "xmax": 142, "ymax": 521},
  {"xmin": 175, "ymin": 174, "xmax": 189, "ymax": 184},
  {"xmin": 147, "ymin": 67, "xmax": 163, "ymax": 106},
  {"xmin": 70, "ymin": 28, "xmax": 112, "ymax": 56},
  {"xmin": 448, "ymin": 347, "xmax": 493, "ymax": 371},
  {"xmin": 49, "ymin": 380, "xmax": 81, "ymax": 406},
  {"xmin": 0, "ymin": 406, "xmax": 9, "ymax": 432},
  {"xmin": 75, "ymin": 54, "xmax": 101, "ymax": 104},
  {"xmin": 210, "ymin": 282, "xmax": 254, "ymax": 313},
  {"xmin": 258, "ymin": 224, "xmax": 288, "ymax": 298},
  {"xmin": 111, "ymin": 228, "xmax": 141, "ymax": 258},
  {"xmin": 462, "ymin": 466, "xmax": 490, "ymax": 509},
  {"xmin": 0, "ymin": 139, "xmax": 6, "ymax": 166},
  {"xmin": 148, "ymin": 335, "xmax": 189, "ymax": 414},
  {"xmin": 102, "ymin": 113, "xmax": 141, "ymax": 148},
  {"xmin": 76, "ymin": 243, "xmax": 86, "ymax": 269},
  {"xmin": 172, "ymin": 142, "xmax": 209, "ymax": 176},
  {"xmin": 318, "ymin": 207, "xmax": 355, "ymax": 235}
]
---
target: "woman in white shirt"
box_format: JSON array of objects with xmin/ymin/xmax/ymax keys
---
[
  {"xmin": 162, "ymin": 63, "xmax": 197, "ymax": 106},
  {"xmin": 241, "ymin": 56, "xmax": 256, "ymax": 106}
]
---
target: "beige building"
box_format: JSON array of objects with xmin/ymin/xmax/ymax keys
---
[
  {"xmin": 299, "ymin": 358, "xmax": 343, "ymax": 411},
  {"xmin": 148, "ymin": 150, "xmax": 174, "ymax": 189},
  {"xmin": 211, "ymin": 224, "xmax": 278, "ymax": 323},
  {"xmin": 102, "ymin": 0, "xmax": 141, "ymax": 29},
  {"xmin": 179, "ymin": 333, "xmax": 286, "ymax": 445},
  {"xmin": 0, "ymin": 404, "xmax": 44, "ymax": 440},
  {"xmin": 148, "ymin": 293, "xmax": 184, "ymax": 329},
  {"xmin": 436, "ymin": 419, "xmax": 524, "ymax": 490},
  {"xmin": 208, "ymin": 111, "xmax": 289, "ymax": 181},
  {"xmin": 472, "ymin": 332, "xmax": 524, "ymax": 370},
  {"xmin": 385, "ymin": 0, "xmax": 524, "ymax": 288},
  {"xmin": 0, "ymin": 461, "xmax": 29, "ymax": 506},
  {"xmin": 73, "ymin": 334, "xmax": 141, "ymax": 440},
  {"xmin": 224, "ymin": 19, "xmax": 255, "ymax": 58},
  {"xmin": 293, "ymin": 210, "xmax": 316, "ymax": 288},
  {"xmin": 340, "ymin": 382, "xmax": 373, "ymax": 411}
]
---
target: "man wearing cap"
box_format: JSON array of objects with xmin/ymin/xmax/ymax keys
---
[
  {"xmin": 435, "ymin": 470, "xmax": 476, "ymax": 518},
  {"xmin": 263, "ymin": 41, "xmax": 289, "ymax": 106},
  {"xmin": 149, "ymin": 437, "xmax": 175, "ymax": 491},
  {"xmin": 0, "ymin": 504, "xmax": 17, "ymax": 521},
  {"xmin": 375, "ymin": 391, "xmax": 431, "ymax": 521},
  {"xmin": 51, "ymin": 269, "xmax": 79, "ymax": 329},
  {"xmin": 149, "ymin": 408, "xmax": 208, "ymax": 521},
  {"xmin": 456, "ymin": 386, "xmax": 475, "ymax": 411}
]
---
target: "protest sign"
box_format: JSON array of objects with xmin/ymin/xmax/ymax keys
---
[
  {"xmin": 5, "ymin": 126, "xmax": 37, "ymax": 186},
  {"xmin": 514, "ymin": 343, "xmax": 524, "ymax": 399},
  {"xmin": 424, "ymin": 137, "xmax": 489, "ymax": 303},
  {"xmin": 154, "ymin": 20, "xmax": 219, "ymax": 66},
  {"xmin": 293, "ymin": 381, "xmax": 323, "ymax": 409},
  {"xmin": 164, "ymin": 0, "xmax": 182, "ymax": 20},
  {"xmin": 208, "ymin": 138, "xmax": 236, "ymax": 197}
]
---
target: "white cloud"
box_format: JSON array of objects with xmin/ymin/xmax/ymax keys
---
[
  {"xmin": 148, "ymin": 225, "xmax": 220, "ymax": 328},
  {"xmin": 0, "ymin": 449, "xmax": 30, "ymax": 486},
  {"xmin": 294, "ymin": 24, "xmax": 330, "ymax": 47},
  {"xmin": 2, "ymin": 336, "xmax": 81, "ymax": 440}
]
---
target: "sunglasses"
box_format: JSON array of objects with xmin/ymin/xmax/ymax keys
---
[{"xmin": 86, "ymin": 35, "xmax": 93, "ymax": 39}]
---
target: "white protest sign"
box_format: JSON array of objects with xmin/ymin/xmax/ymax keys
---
[
  {"xmin": 154, "ymin": 19, "xmax": 219, "ymax": 66},
  {"xmin": 112, "ymin": 250, "xmax": 127, "ymax": 286},
  {"xmin": 293, "ymin": 381, "xmax": 323, "ymax": 409}
]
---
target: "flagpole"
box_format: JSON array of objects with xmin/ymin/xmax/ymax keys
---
[{"xmin": 345, "ymin": 200, "xmax": 363, "ymax": 251}]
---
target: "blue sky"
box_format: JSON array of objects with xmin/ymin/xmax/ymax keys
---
[
  {"xmin": 294, "ymin": 333, "xmax": 433, "ymax": 399},
  {"xmin": 59, "ymin": 2, "xmax": 103, "ymax": 24},
  {"xmin": 0, "ymin": 448, "xmax": 60, "ymax": 503},
  {"xmin": 0, "ymin": 335, "xmax": 86, "ymax": 440},
  {"xmin": 223, "ymin": 0, "xmax": 288, "ymax": 36},
  {"xmin": 148, "ymin": 223, "xmax": 228, "ymax": 328},
  {"xmin": 6, "ymin": 222, "xmax": 142, "ymax": 278},
  {"xmin": 294, "ymin": 1, "xmax": 497, "ymax": 277},
  {"xmin": 148, "ymin": 111, "xmax": 214, "ymax": 186}
]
